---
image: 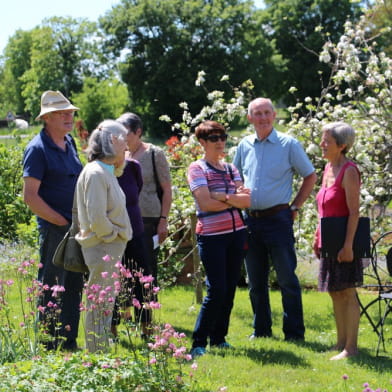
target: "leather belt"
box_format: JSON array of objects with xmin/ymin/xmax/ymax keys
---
[{"xmin": 246, "ymin": 204, "xmax": 289, "ymax": 218}]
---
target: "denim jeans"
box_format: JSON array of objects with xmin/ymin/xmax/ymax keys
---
[
  {"xmin": 192, "ymin": 229, "xmax": 247, "ymax": 348},
  {"xmin": 245, "ymin": 209, "xmax": 305, "ymax": 340},
  {"xmin": 38, "ymin": 223, "xmax": 84, "ymax": 347}
]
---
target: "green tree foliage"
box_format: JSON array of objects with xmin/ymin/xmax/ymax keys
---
[
  {"xmin": 0, "ymin": 30, "xmax": 33, "ymax": 117},
  {"xmin": 261, "ymin": 0, "xmax": 363, "ymax": 106},
  {"xmin": 100, "ymin": 0, "xmax": 282, "ymax": 138},
  {"xmin": 366, "ymin": 0, "xmax": 392, "ymax": 55},
  {"xmin": 0, "ymin": 139, "xmax": 33, "ymax": 242},
  {"xmin": 0, "ymin": 17, "xmax": 103, "ymax": 121},
  {"xmin": 72, "ymin": 77, "xmax": 130, "ymax": 131}
]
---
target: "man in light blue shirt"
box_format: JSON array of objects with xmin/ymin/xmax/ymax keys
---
[{"xmin": 234, "ymin": 97, "xmax": 316, "ymax": 341}]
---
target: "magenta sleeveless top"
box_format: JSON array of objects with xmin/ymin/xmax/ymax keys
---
[{"xmin": 315, "ymin": 161, "xmax": 360, "ymax": 248}]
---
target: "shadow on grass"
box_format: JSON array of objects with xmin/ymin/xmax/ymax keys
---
[
  {"xmin": 349, "ymin": 348, "xmax": 392, "ymax": 372},
  {"xmin": 211, "ymin": 345, "xmax": 311, "ymax": 368}
]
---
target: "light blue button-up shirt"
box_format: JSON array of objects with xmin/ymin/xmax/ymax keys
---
[{"xmin": 233, "ymin": 129, "xmax": 314, "ymax": 210}]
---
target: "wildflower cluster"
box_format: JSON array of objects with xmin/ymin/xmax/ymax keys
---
[{"xmin": 341, "ymin": 374, "xmax": 391, "ymax": 392}]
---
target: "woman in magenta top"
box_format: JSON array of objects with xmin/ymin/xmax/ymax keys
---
[
  {"xmin": 313, "ymin": 122, "xmax": 362, "ymax": 360},
  {"xmin": 187, "ymin": 120, "xmax": 251, "ymax": 358}
]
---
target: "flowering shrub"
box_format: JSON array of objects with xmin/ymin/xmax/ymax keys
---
[{"xmin": 285, "ymin": 13, "xmax": 392, "ymax": 251}]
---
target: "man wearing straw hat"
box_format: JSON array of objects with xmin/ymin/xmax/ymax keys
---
[{"xmin": 23, "ymin": 91, "xmax": 84, "ymax": 350}]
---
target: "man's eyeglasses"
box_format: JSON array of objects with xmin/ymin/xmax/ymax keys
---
[{"xmin": 204, "ymin": 134, "xmax": 228, "ymax": 142}]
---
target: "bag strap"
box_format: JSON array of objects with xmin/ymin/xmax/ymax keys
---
[
  {"xmin": 70, "ymin": 191, "xmax": 79, "ymax": 235},
  {"xmin": 151, "ymin": 148, "xmax": 161, "ymax": 193},
  {"xmin": 226, "ymin": 163, "xmax": 246, "ymax": 226}
]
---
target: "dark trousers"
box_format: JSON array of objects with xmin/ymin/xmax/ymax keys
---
[
  {"xmin": 112, "ymin": 233, "xmax": 152, "ymax": 324},
  {"xmin": 192, "ymin": 229, "xmax": 247, "ymax": 348},
  {"xmin": 38, "ymin": 223, "xmax": 84, "ymax": 347},
  {"xmin": 142, "ymin": 217, "xmax": 160, "ymax": 285},
  {"xmin": 245, "ymin": 209, "xmax": 305, "ymax": 340}
]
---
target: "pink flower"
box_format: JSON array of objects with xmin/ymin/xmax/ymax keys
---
[
  {"xmin": 101, "ymin": 272, "xmax": 109, "ymax": 279},
  {"xmin": 83, "ymin": 362, "xmax": 92, "ymax": 367},
  {"xmin": 19, "ymin": 322, "xmax": 25, "ymax": 327},
  {"xmin": 153, "ymin": 286, "xmax": 160, "ymax": 294},
  {"xmin": 102, "ymin": 254, "xmax": 111, "ymax": 262},
  {"xmin": 132, "ymin": 298, "xmax": 141, "ymax": 309},
  {"xmin": 342, "ymin": 374, "xmax": 349, "ymax": 380},
  {"xmin": 6, "ymin": 280, "xmax": 14, "ymax": 286},
  {"xmin": 140, "ymin": 275, "xmax": 154, "ymax": 283},
  {"xmin": 149, "ymin": 301, "xmax": 161, "ymax": 309},
  {"xmin": 149, "ymin": 358, "xmax": 157, "ymax": 365},
  {"xmin": 37, "ymin": 305, "xmax": 45, "ymax": 313}
]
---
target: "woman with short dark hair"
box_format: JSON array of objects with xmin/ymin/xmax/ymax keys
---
[{"xmin": 187, "ymin": 120, "xmax": 251, "ymax": 358}]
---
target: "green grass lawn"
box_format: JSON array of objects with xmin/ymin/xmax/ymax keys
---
[{"xmin": 153, "ymin": 285, "xmax": 392, "ymax": 392}]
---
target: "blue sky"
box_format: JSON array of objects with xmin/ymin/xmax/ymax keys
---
[{"xmin": 0, "ymin": 0, "xmax": 264, "ymax": 55}]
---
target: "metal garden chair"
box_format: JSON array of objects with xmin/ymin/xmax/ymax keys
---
[{"xmin": 358, "ymin": 230, "xmax": 392, "ymax": 356}]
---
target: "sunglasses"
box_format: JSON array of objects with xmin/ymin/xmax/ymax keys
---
[{"xmin": 204, "ymin": 134, "xmax": 228, "ymax": 142}]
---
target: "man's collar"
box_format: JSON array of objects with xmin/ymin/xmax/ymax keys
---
[{"xmin": 251, "ymin": 128, "xmax": 277, "ymax": 144}]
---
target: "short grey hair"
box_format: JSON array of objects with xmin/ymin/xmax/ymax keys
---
[
  {"xmin": 86, "ymin": 119, "xmax": 127, "ymax": 162},
  {"xmin": 247, "ymin": 98, "xmax": 275, "ymax": 116},
  {"xmin": 116, "ymin": 112, "xmax": 143, "ymax": 135},
  {"xmin": 322, "ymin": 121, "xmax": 355, "ymax": 155}
]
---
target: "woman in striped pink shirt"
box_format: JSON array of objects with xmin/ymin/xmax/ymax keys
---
[{"xmin": 187, "ymin": 120, "xmax": 250, "ymax": 358}]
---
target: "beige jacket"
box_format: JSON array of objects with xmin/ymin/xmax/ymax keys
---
[{"xmin": 76, "ymin": 161, "xmax": 132, "ymax": 248}]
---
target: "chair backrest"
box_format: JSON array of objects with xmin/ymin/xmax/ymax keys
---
[{"xmin": 367, "ymin": 231, "xmax": 392, "ymax": 288}]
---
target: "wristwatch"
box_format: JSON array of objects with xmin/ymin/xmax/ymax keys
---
[{"xmin": 290, "ymin": 204, "xmax": 299, "ymax": 212}]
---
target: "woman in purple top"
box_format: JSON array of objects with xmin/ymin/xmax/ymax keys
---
[{"xmin": 111, "ymin": 158, "xmax": 152, "ymax": 338}]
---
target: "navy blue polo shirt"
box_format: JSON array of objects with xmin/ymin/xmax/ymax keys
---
[{"xmin": 23, "ymin": 129, "xmax": 83, "ymax": 229}]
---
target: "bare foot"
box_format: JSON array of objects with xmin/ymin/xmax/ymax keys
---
[{"xmin": 329, "ymin": 349, "xmax": 358, "ymax": 360}]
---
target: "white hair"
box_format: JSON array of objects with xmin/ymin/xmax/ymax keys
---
[{"xmin": 86, "ymin": 120, "xmax": 127, "ymax": 161}]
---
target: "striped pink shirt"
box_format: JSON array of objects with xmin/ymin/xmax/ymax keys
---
[{"xmin": 187, "ymin": 159, "xmax": 246, "ymax": 235}]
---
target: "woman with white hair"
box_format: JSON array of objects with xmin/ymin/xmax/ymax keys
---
[
  {"xmin": 313, "ymin": 121, "xmax": 362, "ymax": 360},
  {"xmin": 76, "ymin": 119, "xmax": 132, "ymax": 352}
]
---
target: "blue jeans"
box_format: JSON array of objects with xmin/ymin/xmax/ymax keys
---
[
  {"xmin": 245, "ymin": 209, "xmax": 305, "ymax": 340},
  {"xmin": 38, "ymin": 223, "xmax": 84, "ymax": 347},
  {"xmin": 192, "ymin": 229, "xmax": 247, "ymax": 348}
]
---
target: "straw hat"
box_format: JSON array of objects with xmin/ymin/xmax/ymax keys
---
[{"xmin": 35, "ymin": 90, "xmax": 79, "ymax": 121}]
